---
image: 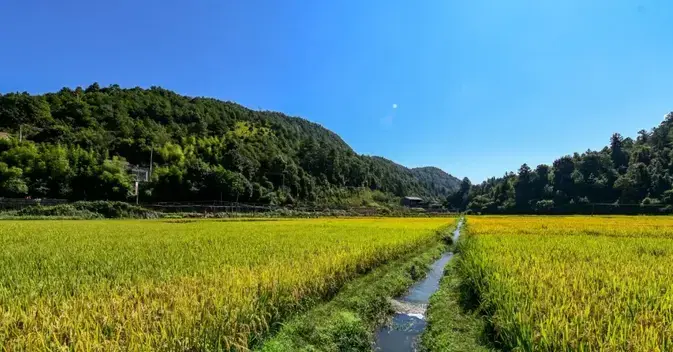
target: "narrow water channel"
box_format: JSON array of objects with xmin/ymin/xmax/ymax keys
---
[{"xmin": 373, "ymin": 219, "xmax": 463, "ymax": 352}]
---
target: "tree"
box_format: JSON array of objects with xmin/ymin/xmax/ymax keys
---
[
  {"xmin": 514, "ymin": 164, "xmax": 533, "ymax": 209},
  {"xmin": 0, "ymin": 162, "xmax": 28, "ymax": 196},
  {"xmin": 552, "ymin": 156, "xmax": 575, "ymax": 204},
  {"xmin": 97, "ymin": 157, "xmax": 133, "ymax": 200},
  {"xmin": 458, "ymin": 111, "xmax": 673, "ymax": 214},
  {"xmin": 227, "ymin": 171, "xmax": 252, "ymax": 202},
  {"xmin": 446, "ymin": 177, "xmax": 471, "ymax": 211},
  {"xmin": 661, "ymin": 190, "xmax": 673, "ymax": 205},
  {"xmin": 610, "ymin": 133, "xmax": 629, "ymax": 174},
  {"xmin": 614, "ymin": 163, "xmax": 650, "ymax": 203},
  {"xmin": 532, "ymin": 164, "xmax": 552, "ymax": 201},
  {"xmin": 0, "ymin": 84, "xmax": 460, "ymax": 205}
]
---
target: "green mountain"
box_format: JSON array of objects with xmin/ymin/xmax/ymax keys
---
[
  {"xmin": 411, "ymin": 166, "xmax": 462, "ymax": 200},
  {"xmin": 0, "ymin": 84, "xmax": 459, "ymax": 205},
  {"xmin": 447, "ymin": 113, "xmax": 673, "ymax": 214}
]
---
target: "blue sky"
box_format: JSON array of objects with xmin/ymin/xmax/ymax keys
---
[{"xmin": 1, "ymin": 0, "xmax": 672, "ymax": 182}]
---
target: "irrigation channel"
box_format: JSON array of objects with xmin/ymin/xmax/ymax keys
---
[{"xmin": 373, "ymin": 219, "xmax": 463, "ymax": 352}]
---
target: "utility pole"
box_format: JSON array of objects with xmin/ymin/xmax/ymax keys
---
[{"xmin": 19, "ymin": 125, "xmax": 22, "ymax": 142}]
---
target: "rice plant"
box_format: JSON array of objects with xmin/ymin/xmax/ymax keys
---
[
  {"xmin": 0, "ymin": 218, "xmax": 453, "ymax": 351},
  {"xmin": 459, "ymin": 216, "xmax": 673, "ymax": 351}
]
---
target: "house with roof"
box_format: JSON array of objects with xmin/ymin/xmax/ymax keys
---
[{"xmin": 401, "ymin": 196, "xmax": 423, "ymax": 207}]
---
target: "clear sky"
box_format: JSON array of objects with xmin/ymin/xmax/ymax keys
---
[{"xmin": 1, "ymin": 0, "xmax": 672, "ymax": 182}]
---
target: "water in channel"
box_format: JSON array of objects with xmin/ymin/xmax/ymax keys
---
[{"xmin": 372, "ymin": 220, "xmax": 463, "ymax": 352}]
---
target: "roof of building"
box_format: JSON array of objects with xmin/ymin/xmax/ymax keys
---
[
  {"xmin": 403, "ymin": 196, "xmax": 423, "ymax": 201},
  {"xmin": 0, "ymin": 132, "xmax": 10, "ymax": 139}
]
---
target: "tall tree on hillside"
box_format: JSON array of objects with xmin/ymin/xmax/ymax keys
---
[
  {"xmin": 514, "ymin": 163, "xmax": 533, "ymax": 209},
  {"xmin": 532, "ymin": 164, "xmax": 552, "ymax": 201},
  {"xmin": 552, "ymin": 156, "xmax": 576, "ymax": 204},
  {"xmin": 610, "ymin": 133, "xmax": 629, "ymax": 174}
]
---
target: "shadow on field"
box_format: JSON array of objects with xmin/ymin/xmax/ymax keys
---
[
  {"xmin": 163, "ymin": 218, "xmax": 285, "ymax": 224},
  {"xmin": 455, "ymin": 261, "xmax": 504, "ymax": 350}
]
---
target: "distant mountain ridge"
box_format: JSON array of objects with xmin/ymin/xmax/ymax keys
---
[
  {"xmin": 0, "ymin": 84, "xmax": 459, "ymax": 204},
  {"xmin": 411, "ymin": 166, "xmax": 462, "ymax": 200}
]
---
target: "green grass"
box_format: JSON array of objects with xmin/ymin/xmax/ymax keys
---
[
  {"xmin": 257, "ymin": 222, "xmax": 459, "ymax": 351},
  {"xmin": 421, "ymin": 257, "xmax": 498, "ymax": 352}
]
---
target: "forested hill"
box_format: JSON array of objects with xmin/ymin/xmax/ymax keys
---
[
  {"xmin": 0, "ymin": 84, "xmax": 459, "ymax": 204},
  {"xmin": 447, "ymin": 113, "xmax": 673, "ymax": 214},
  {"xmin": 411, "ymin": 166, "xmax": 461, "ymax": 198}
]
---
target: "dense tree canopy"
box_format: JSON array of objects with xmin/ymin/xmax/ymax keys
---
[
  {"xmin": 0, "ymin": 84, "xmax": 459, "ymax": 205},
  {"xmin": 446, "ymin": 113, "xmax": 673, "ymax": 214}
]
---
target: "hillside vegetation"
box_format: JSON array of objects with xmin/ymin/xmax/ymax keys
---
[
  {"xmin": 0, "ymin": 84, "xmax": 458, "ymax": 205},
  {"xmin": 447, "ymin": 113, "xmax": 673, "ymax": 213}
]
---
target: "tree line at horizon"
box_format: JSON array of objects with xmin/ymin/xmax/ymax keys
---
[
  {"xmin": 446, "ymin": 113, "xmax": 673, "ymax": 214},
  {"xmin": 0, "ymin": 84, "xmax": 459, "ymax": 205}
]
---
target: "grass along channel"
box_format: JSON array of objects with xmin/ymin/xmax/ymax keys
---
[{"xmin": 372, "ymin": 219, "xmax": 463, "ymax": 351}]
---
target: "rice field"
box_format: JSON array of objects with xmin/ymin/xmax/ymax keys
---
[
  {"xmin": 0, "ymin": 218, "xmax": 453, "ymax": 351},
  {"xmin": 459, "ymin": 216, "xmax": 673, "ymax": 351}
]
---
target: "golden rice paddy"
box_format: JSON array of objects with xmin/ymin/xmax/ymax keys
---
[
  {"xmin": 459, "ymin": 216, "xmax": 673, "ymax": 351},
  {"xmin": 0, "ymin": 218, "xmax": 453, "ymax": 351}
]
